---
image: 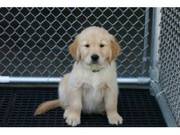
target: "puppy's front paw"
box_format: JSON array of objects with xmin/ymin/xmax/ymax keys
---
[
  {"xmin": 63, "ymin": 109, "xmax": 80, "ymax": 126},
  {"xmin": 107, "ymin": 112, "xmax": 123, "ymax": 125}
]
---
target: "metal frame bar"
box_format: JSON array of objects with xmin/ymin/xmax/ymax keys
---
[
  {"xmin": 0, "ymin": 76, "xmax": 150, "ymax": 84},
  {"xmin": 150, "ymin": 8, "xmax": 177, "ymax": 127}
]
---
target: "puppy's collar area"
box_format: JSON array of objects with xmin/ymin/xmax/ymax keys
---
[
  {"xmin": 91, "ymin": 67, "xmax": 104, "ymax": 73},
  {"xmin": 92, "ymin": 69, "xmax": 101, "ymax": 72}
]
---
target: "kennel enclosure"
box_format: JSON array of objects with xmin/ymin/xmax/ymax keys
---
[{"xmin": 0, "ymin": 8, "xmax": 179, "ymax": 126}]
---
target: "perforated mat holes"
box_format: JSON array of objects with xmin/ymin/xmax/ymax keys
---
[{"xmin": 0, "ymin": 87, "xmax": 166, "ymax": 127}]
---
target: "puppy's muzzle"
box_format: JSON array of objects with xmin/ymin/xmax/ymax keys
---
[{"xmin": 91, "ymin": 54, "xmax": 99, "ymax": 63}]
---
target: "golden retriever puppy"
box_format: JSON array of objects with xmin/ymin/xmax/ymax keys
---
[{"xmin": 34, "ymin": 26, "xmax": 123, "ymax": 126}]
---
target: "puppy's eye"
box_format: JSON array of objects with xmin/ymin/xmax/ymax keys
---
[
  {"xmin": 100, "ymin": 44, "xmax": 105, "ymax": 48},
  {"xmin": 85, "ymin": 44, "xmax": 90, "ymax": 48}
]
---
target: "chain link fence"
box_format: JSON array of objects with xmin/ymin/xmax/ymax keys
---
[
  {"xmin": 0, "ymin": 8, "xmax": 151, "ymax": 78},
  {"xmin": 159, "ymin": 8, "xmax": 180, "ymax": 126}
]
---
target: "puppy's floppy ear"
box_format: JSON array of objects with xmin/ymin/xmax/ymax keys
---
[
  {"xmin": 69, "ymin": 38, "xmax": 81, "ymax": 61},
  {"xmin": 109, "ymin": 37, "xmax": 121, "ymax": 62}
]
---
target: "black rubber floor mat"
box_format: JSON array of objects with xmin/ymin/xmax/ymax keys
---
[
  {"xmin": 0, "ymin": 89, "xmax": 14, "ymax": 126},
  {"xmin": 0, "ymin": 87, "xmax": 166, "ymax": 127}
]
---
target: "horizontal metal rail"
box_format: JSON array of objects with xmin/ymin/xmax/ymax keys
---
[{"xmin": 0, "ymin": 76, "xmax": 150, "ymax": 84}]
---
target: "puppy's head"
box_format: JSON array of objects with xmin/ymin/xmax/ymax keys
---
[{"xmin": 69, "ymin": 26, "xmax": 121, "ymax": 71}]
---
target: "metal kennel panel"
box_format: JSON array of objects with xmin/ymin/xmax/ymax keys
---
[
  {"xmin": 158, "ymin": 8, "xmax": 180, "ymax": 126},
  {"xmin": 0, "ymin": 8, "xmax": 152, "ymax": 83}
]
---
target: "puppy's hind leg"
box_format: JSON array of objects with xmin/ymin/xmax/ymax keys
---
[{"xmin": 34, "ymin": 99, "xmax": 63, "ymax": 116}]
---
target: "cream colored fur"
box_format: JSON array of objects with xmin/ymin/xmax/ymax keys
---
[{"xmin": 34, "ymin": 26, "xmax": 123, "ymax": 126}]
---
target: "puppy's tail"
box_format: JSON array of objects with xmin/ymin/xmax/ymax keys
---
[{"xmin": 34, "ymin": 99, "xmax": 62, "ymax": 116}]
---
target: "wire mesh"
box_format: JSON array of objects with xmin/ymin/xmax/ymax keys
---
[
  {"xmin": 159, "ymin": 8, "xmax": 180, "ymax": 126},
  {"xmin": 0, "ymin": 8, "xmax": 151, "ymax": 78}
]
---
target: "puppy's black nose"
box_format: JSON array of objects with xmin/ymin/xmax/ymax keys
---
[{"xmin": 91, "ymin": 54, "xmax": 99, "ymax": 62}]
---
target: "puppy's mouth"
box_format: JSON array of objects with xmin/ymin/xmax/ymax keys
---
[
  {"xmin": 90, "ymin": 60, "xmax": 99, "ymax": 64},
  {"xmin": 88, "ymin": 60, "xmax": 101, "ymax": 66}
]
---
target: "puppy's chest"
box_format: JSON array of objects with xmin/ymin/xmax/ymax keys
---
[
  {"xmin": 81, "ymin": 83, "xmax": 105, "ymax": 113},
  {"xmin": 82, "ymin": 71, "xmax": 108, "ymax": 88}
]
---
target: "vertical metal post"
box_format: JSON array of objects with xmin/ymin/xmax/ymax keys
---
[{"xmin": 150, "ymin": 8, "xmax": 160, "ymax": 85}]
